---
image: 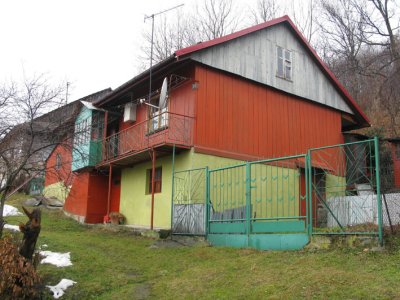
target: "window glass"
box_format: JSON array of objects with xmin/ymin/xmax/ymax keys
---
[
  {"xmin": 277, "ymin": 46, "xmax": 292, "ymax": 81},
  {"xmin": 55, "ymin": 153, "xmax": 62, "ymax": 170},
  {"xmin": 148, "ymin": 167, "xmax": 162, "ymax": 194}
]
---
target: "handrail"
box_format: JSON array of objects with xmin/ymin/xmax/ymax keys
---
[
  {"xmin": 101, "ymin": 112, "xmax": 193, "ymax": 162},
  {"xmin": 104, "ymin": 111, "xmax": 194, "ymax": 141}
]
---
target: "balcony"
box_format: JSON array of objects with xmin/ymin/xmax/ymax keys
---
[{"xmin": 101, "ymin": 112, "xmax": 193, "ymax": 165}]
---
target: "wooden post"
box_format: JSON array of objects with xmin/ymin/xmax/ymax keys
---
[
  {"xmin": 103, "ymin": 111, "xmax": 108, "ymax": 160},
  {"xmin": 107, "ymin": 164, "xmax": 113, "ymax": 218},
  {"xmin": 151, "ymin": 148, "xmax": 156, "ymax": 230}
]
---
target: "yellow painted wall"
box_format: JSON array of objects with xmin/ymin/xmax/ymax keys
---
[
  {"xmin": 120, "ymin": 149, "xmax": 247, "ymax": 229},
  {"xmin": 120, "ymin": 149, "xmax": 304, "ymax": 229},
  {"xmin": 43, "ymin": 181, "xmax": 70, "ymax": 202},
  {"xmin": 325, "ymin": 174, "xmax": 346, "ymax": 199}
]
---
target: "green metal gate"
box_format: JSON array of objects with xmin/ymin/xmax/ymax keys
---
[
  {"xmin": 308, "ymin": 137, "xmax": 383, "ymax": 243},
  {"xmin": 207, "ymin": 155, "xmax": 310, "ymax": 250}
]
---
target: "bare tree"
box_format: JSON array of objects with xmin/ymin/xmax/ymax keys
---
[
  {"xmin": 139, "ymin": 0, "xmax": 241, "ymax": 69},
  {"xmin": 250, "ymin": 0, "xmax": 281, "ymax": 24},
  {"xmin": 289, "ymin": 0, "xmax": 318, "ymax": 43},
  {"xmin": 317, "ymin": 0, "xmax": 365, "ymax": 99},
  {"xmin": 194, "ymin": 0, "xmax": 240, "ymax": 41},
  {"xmin": 0, "ymin": 74, "xmax": 69, "ymax": 237}
]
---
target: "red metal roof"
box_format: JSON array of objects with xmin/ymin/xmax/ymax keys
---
[{"xmin": 175, "ymin": 15, "xmax": 370, "ymax": 127}]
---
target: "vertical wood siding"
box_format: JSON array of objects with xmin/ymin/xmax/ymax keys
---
[
  {"xmin": 194, "ymin": 65, "xmax": 344, "ymax": 159},
  {"xmin": 391, "ymin": 143, "xmax": 400, "ymax": 188},
  {"xmin": 45, "ymin": 143, "xmax": 73, "ymax": 187}
]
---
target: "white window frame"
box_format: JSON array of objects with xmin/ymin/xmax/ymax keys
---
[{"xmin": 276, "ymin": 46, "xmax": 293, "ymax": 81}]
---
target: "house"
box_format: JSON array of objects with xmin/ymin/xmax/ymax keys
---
[
  {"xmin": 63, "ymin": 14, "xmax": 371, "ymax": 241},
  {"xmin": 43, "ymin": 89, "xmax": 111, "ymax": 219}
]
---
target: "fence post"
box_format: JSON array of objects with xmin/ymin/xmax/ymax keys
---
[
  {"xmin": 307, "ymin": 151, "xmax": 313, "ymax": 236},
  {"xmin": 205, "ymin": 166, "xmax": 209, "ymax": 236},
  {"xmin": 246, "ymin": 162, "xmax": 251, "ymax": 246},
  {"xmin": 374, "ymin": 136, "xmax": 383, "ymax": 246},
  {"xmin": 170, "ymin": 144, "xmax": 176, "ymax": 234},
  {"xmin": 305, "ymin": 153, "xmax": 310, "ymax": 237}
]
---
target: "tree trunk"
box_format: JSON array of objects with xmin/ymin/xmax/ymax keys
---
[
  {"xmin": 0, "ymin": 191, "xmax": 7, "ymax": 239},
  {"xmin": 19, "ymin": 207, "xmax": 41, "ymax": 260}
]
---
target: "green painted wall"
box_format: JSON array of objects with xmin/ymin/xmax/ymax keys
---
[
  {"xmin": 43, "ymin": 181, "xmax": 70, "ymax": 202},
  {"xmin": 209, "ymin": 163, "xmax": 300, "ymax": 219},
  {"xmin": 72, "ymin": 107, "xmax": 104, "ymax": 171}
]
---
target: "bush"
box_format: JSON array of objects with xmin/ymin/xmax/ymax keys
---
[{"xmin": 0, "ymin": 236, "xmax": 41, "ymax": 299}]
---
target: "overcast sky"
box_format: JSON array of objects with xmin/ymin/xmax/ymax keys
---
[{"xmin": 0, "ymin": 0, "xmax": 305, "ymax": 102}]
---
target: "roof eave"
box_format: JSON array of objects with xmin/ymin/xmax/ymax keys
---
[{"xmin": 95, "ymin": 55, "xmax": 177, "ymax": 107}]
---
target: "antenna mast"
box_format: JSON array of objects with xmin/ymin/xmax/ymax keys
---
[
  {"xmin": 144, "ymin": 3, "xmax": 184, "ymax": 104},
  {"xmin": 66, "ymin": 82, "xmax": 70, "ymax": 105}
]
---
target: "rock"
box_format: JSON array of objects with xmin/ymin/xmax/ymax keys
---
[
  {"xmin": 24, "ymin": 198, "xmax": 42, "ymax": 207},
  {"xmin": 42, "ymin": 196, "xmax": 63, "ymax": 207}
]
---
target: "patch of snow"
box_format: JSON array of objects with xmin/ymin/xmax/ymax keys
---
[
  {"xmin": 39, "ymin": 244, "xmax": 48, "ymax": 249},
  {"xmin": 40, "ymin": 251, "xmax": 72, "ymax": 267},
  {"xmin": 4, "ymin": 204, "xmax": 23, "ymax": 216},
  {"xmin": 4, "ymin": 224, "xmax": 19, "ymax": 231},
  {"xmin": 47, "ymin": 279, "xmax": 76, "ymax": 299}
]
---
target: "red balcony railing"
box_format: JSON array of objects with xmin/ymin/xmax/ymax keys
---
[{"xmin": 102, "ymin": 112, "xmax": 193, "ymax": 162}]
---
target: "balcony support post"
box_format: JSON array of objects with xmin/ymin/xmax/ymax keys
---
[
  {"xmin": 150, "ymin": 148, "xmax": 156, "ymax": 230},
  {"xmin": 107, "ymin": 164, "xmax": 113, "ymax": 218}
]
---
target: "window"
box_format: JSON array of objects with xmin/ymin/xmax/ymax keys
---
[
  {"xmin": 147, "ymin": 167, "xmax": 162, "ymax": 194},
  {"xmin": 150, "ymin": 107, "xmax": 168, "ymax": 132},
  {"xmin": 277, "ymin": 46, "xmax": 292, "ymax": 81},
  {"xmin": 148, "ymin": 95, "xmax": 168, "ymax": 133},
  {"xmin": 55, "ymin": 153, "xmax": 62, "ymax": 170},
  {"xmin": 74, "ymin": 117, "xmax": 91, "ymax": 145}
]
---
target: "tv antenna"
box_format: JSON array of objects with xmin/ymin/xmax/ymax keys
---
[
  {"xmin": 66, "ymin": 82, "xmax": 70, "ymax": 105},
  {"xmin": 144, "ymin": 4, "xmax": 184, "ymax": 106}
]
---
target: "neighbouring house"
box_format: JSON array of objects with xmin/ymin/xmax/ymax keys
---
[
  {"xmin": 43, "ymin": 89, "xmax": 111, "ymax": 213},
  {"xmin": 63, "ymin": 14, "xmax": 371, "ymax": 237}
]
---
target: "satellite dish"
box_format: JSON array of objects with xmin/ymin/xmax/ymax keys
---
[{"xmin": 159, "ymin": 77, "xmax": 168, "ymax": 110}]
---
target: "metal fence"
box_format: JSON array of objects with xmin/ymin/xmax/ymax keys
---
[
  {"xmin": 308, "ymin": 139, "xmax": 382, "ymax": 242},
  {"xmin": 172, "ymin": 138, "xmax": 386, "ymax": 248},
  {"xmin": 208, "ymin": 155, "xmax": 308, "ymax": 236}
]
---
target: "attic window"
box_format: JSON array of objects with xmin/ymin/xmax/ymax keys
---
[
  {"xmin": 55, "ymin": 153, "xmax": 62, "ymax": 170},
  {"xmin": 277, "ymin": 46, "xmax": 292, "ymax": 81}
]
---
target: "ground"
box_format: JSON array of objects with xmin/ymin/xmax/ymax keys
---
[{"xmin": 3, "ymin": 194, "xmax": 400, "ymax": 299}]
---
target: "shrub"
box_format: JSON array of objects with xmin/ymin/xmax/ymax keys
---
[{"xmin": 0, "ymin": 236, "xmax": 41, "ymax": 299}]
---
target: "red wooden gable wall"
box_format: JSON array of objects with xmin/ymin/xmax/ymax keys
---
[
  {"xmin": 45, "ymin": 143, "xmax": 74, "ymax": 187},
  {"xmin": 194, "ymin": 65, "xmax": 344, "ymax": 161}
]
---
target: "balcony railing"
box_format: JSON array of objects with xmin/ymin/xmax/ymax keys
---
[{"xmin": 102, "ymin": 112, "xmax": 193, "ymax": 162}]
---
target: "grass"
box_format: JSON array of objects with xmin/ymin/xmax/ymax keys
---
[{"xmin": 3, "ymin": 193, "xmax": 400, "ymax": 299}]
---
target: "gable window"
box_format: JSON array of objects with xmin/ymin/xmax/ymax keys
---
[
  {"xmin": 55, "ymin": 153, "xmax": 62, "ymax": 170},
  {"xmin": 147, "ymin": 167, "xmax": 162, "ymax": 194},
  {"xmin": 277, "ymin": 46, "xmax": 292, "ymax": 81}
]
